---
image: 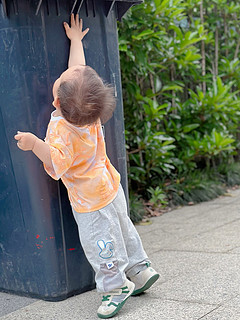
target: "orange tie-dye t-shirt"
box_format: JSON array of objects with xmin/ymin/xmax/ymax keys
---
[{"xmin": 44, "ymin": 112, "xmax": 120, "ymax": 213}]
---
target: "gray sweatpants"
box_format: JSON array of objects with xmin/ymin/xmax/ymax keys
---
[{"xmin": 72, "ymin": 185, "xmax": 150, "ymax": 293}]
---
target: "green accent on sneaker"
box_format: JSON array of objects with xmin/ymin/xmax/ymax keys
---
[
  {"xmin": 108, "ymin": 302, "xmax": 118, "ymax": 307},
  {"xmin": 122, "ymin": 290, "xmax": 129, "ymax": 294},
  {"xmin": 102, "ymin": 295, "xmax": 111, "ymax": 302},
  {"xmin": 121, "ymin": 286, "xmax": 129, "ymax": 294},
  {"xmin": 132, "ymin": 273, "xmax": 159, "ymax": 296},
  {"xmin": 97, "ymin": 295, "xmax": 131, "ymax": 319}
]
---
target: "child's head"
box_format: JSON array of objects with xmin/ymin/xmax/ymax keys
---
[{"xmin": 52, "ymin": 65, "xmax": 116, "ymax": 126}]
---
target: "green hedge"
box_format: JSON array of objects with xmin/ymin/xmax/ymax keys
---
[{"xmin": 118, "ymin": 0, "xmax": 240, "ymax": 219}]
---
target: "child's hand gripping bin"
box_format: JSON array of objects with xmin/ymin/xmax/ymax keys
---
[{"xmin": 13, "ymin": 12, "xmax": 159, "ymax": 318}]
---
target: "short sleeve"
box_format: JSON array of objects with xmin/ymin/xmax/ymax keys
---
[{"xmin": 44, "ymin": 129, "xmax": 73, "ymax": 180}]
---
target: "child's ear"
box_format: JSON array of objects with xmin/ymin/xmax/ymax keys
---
[{"xmin": 53, "ymin": 97, "xmax": 60, "ymax": 108}]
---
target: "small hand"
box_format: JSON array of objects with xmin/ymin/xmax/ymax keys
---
[
  {"xmin": 63, "ymin": 14, "xmax": 89, "ymax": 41},
  {"xmin": 14, "ymin": 131, "xmax": 37, "ymax": 151}
]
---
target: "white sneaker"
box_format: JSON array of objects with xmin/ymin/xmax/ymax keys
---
[
  {"xmin": 130, "ymin": 266, "xmax": 159, "ymax": 296},
  {"xmin": 97, "ymin": 279, "xmax": 135, "ymax": 319}
]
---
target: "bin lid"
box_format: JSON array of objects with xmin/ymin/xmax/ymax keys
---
[
  {"xmin": 0, "ymin": 0, "xmax": 142, "ymax": 19},
  {"xmin": 105, "ymin": 0, "xmax": 143, "ymax": 20}
]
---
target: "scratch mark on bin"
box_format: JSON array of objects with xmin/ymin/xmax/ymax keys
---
[
  {"xmin": 35, "ymin": 0, "xmax": 43, "ymax": 15},
  {"xmin": 77, "ymin": 0, "xmax": 84, "ymax": 14},
  {"xmin": 71, "ymin": 0, "xmax": 78, "ymax": 14}
]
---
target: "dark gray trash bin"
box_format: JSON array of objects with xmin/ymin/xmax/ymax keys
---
[{"xmin": 0, "ymin": 0, "xmax": 141, "ymax": 301}]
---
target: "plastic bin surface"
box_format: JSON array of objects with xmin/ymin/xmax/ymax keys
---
[{"xmin": 0, "ymin": 0, "xmax": 129, "ymax": 300}]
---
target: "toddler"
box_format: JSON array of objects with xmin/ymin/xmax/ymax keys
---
[{"xmin": 14, "ymin": 14, "xmax": 159, "ymax": 319}]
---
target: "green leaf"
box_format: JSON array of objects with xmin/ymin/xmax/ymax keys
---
[
  {"xmin": 162, "ymin": 85, "xmax": 184, "ymax": 92},
  {"xmin": 182, "ymin": 124, "xmax": 200, "ymax": 133},
  {"xmin": 155, "ymin": 0, "xmax": 170, "ymax": 15},
  {"xmin": 132, "ymin": 29, "xmax": 155, "ymax": 40},
  {"xmin": 169, "ymin": 24, "xmax": 183, "ymax": 39}
]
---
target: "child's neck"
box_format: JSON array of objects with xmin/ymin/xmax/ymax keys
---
[{"xmin": 53, "ymin": 109, "xmax": 62, "ymax": 117}]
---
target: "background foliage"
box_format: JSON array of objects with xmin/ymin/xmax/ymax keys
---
[{"xmin": 118, "ymin": 0, "xmax": 240, "ymax": 221}]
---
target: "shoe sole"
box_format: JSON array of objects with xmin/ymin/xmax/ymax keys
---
[
  {"xmin": 97, "ymin": 283, "xmax": 135, "ymax": 319},
  {"xmin": 131, "ymin": 273, "xmax": 159, "ymax": 296}
]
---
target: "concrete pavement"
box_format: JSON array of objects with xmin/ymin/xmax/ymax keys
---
[{"xmin": 1, "ymin": 189, "xmax": 240, "ymax": 319}]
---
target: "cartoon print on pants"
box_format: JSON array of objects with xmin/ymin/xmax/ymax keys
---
[{"xmin": 97, "ymin": 240, "xmax": 114, "ymax": 259}]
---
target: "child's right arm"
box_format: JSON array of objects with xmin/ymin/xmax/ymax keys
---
[
  {"xmin": 14, "ymin": 131, "xmax": 54, "ymax": 171},
  {"xmin": 63, "ymin": 14, "xmax": 89, "ymax": 67}
]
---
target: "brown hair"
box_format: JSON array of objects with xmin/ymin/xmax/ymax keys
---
[{"xmin": 57, "ymin": 66, "xmax": 116, "ymax": 126}]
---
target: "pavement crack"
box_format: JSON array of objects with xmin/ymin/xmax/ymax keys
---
[
  {"xmin": 162, "ymin": 297, "xmax": 218, "ymax": 307},
  {"xmin": 197, "ymin": 304, "xmax": 223, "ymax": 319},
  {"xmin": 196, "ymin": 218, "xmax": 240, "ymax": 237},
  {"xmin": 150, "ymin": 248, "xmax": 239, "ymax": 255}
]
